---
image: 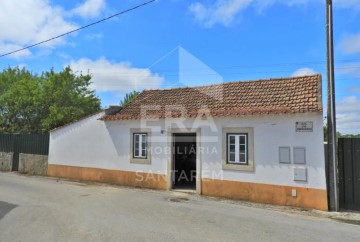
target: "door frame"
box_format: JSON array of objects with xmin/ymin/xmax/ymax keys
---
[{"xmin": 167, "ymin": 128, "xmax": 201, "ymax": 194}]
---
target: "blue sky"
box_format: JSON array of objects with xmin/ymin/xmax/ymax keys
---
[{"xmin": 0, "ymin": 0, "xmax": 359, "ymax": 134}]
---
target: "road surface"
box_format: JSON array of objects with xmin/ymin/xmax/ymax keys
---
[{"xmin": 0, "ymin": 172, "xmax": 359, "ymax": 242}]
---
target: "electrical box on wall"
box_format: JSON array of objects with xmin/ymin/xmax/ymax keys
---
[
  {"xmin": 294, "ymin": 147, "xmax": 306, "ymax": 164},
  {"xmin": 294, "ymin": 167, "xmax": 307, "ymax": 181},
  {"xmin": 279, "ymin": 147, "xmax": 291, "ymax": 164}
]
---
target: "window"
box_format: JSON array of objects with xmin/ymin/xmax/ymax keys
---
[
  {"xmin": 133, "ymin": 133, "xmax": 147, "ymax": 159},
  {"xmin": 130, "ymin": 128, "xmax": 151, "ymax": 164},
  {"xmin": 222, "ymin": 127, "xmax": 254, "ymax": 172},
  {"xmin": 227, "ymin": 134, "xmax": 248, "ymax": 164}
]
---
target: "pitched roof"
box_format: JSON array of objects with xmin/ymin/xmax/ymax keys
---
[
  {"xmin": 51, "ymin": 110, "xmax": 104, "ymax": 132},
  {"xmin": 102, "ymin": 74, "xmax": 322, "ymax": 121}
]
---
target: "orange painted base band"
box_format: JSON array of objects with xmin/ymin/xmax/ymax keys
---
[
  {"xmin": 201, "ymin": 178, "xmax": 328, "ymax": 211},
  {"xmin": 48, "ymin": 165, "xmax": 328, "ymax": 210},
  {"xmin": 48, "ymin": 164, "xmax": 167, "ymax": 190}
]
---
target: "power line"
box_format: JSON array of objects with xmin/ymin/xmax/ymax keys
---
[
  {"xmin": 88, "ymin": 65, "xmax": 360, "ymax": 76},
  {"xmin": 146, "ymin": 59, "xmax": 360, "ymax": 72},
  {"xmin": 144, "ymin": 47, "xmax": 360, "ymax": 72},
  {"xmin": 0, "ymin": 0, "xmax": 156, "ymax": 58}
]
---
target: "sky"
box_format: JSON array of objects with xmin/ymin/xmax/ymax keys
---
[{"xmin": 0, "ymin": 0, "xmax": 359, "ymax": 134}]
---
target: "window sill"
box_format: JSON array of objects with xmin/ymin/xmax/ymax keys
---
[
  {"xmin": 222, "ymin": 162, "xmax": 254, "ymax": 172},
  {"xmin": 130, "ymin": 157, "xmax": 151, "ymax": 164}
]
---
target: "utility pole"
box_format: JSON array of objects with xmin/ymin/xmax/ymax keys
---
[{"xmin": 326, "ymin": 0, "xmax": 338, "ymax": 211}]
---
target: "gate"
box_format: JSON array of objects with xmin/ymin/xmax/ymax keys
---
[
  {"xmin": 0, "ymin": 134, "xmax": 49, "ymax": 171},
  {"xmin": 338, "ymin": 138, "xmax": 360, "ymax": 210}
]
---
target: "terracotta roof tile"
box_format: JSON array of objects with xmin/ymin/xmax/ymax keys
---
[{"xmin": 102, "ymin": 74, "xmax": 322, "ymax": 121}]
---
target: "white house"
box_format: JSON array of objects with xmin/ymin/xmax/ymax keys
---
[{"xmin": 48, "ymin": 74, "xmax": 328, "ymax": 210}]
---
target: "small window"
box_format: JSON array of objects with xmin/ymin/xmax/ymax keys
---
[
  {"xmin": 133, "ymin": 133, "xmax": 147, "ymax": 159},
  {"xmin": 227, "ymin": 134, "xmax": 248, "ymax": 165},
  {"xmin": 130, "ymin": 129, "xmax": 151, "ymax": 164},
  {"xmin": 222, "ymin": 127, "xmax": 254, "ymax": 172}
]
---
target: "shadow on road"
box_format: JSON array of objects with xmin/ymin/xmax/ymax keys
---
[{"xmin": 0, "ymin": 201, "xmax": 17, "ymax": 220}]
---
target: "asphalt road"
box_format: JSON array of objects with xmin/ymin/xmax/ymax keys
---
[{"xmin": 0, "ymin": 172, "xmax": 359, "ymax": 242}]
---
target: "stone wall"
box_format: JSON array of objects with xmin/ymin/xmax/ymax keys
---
[
  {"xmin": 19, "ymin": 153, "xmax": 48, "ymax": 176},
  {"xmin": 0, "ymin": 152, "xmax": 13, "ymax": 172}
]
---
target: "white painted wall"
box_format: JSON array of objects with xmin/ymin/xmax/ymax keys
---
[
  {"xmin": 199, "ymin": 114, "xmax": 326, "ymax": 189},
  {"xmin": 48, "ymin": 112, "xmax": 168, "ymax": 175},
  {"xmin": 49, "ymin": 112, "xmax": 326, "ymax": 189}
]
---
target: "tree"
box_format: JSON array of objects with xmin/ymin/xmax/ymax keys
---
[
  {"xmin": 323, "ymin": 125, "xmax": 359, "ymax": 141},
  {"xmin": 338, "ymin": 134, "xmax": 360, "ymax": 138},
  {"xmin": 0, "ymin": 67, "xmax": 101, "ymax": 133},
  {"xmin": 120, "ymin": 90, "xmax": 140, "ymax": 107},
  {"xmin": 0, "ymin": 68, "xmax": 41, "ymax": 133}
]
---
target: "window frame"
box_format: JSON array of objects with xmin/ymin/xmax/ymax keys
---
[
  {"xmin": 226, "ymin": 133, "xmax": 248, "ymax": 165},
  {"xmin": 133, "ymin": 133, "xmax": 148, "ymax": 159},
  {"xmin": 222, "ymin": 127, "xmax": 254, "ymax": 172},
  {"xmin": 130, "ymin": 128, "xmax": 151, "ymax": 164}
]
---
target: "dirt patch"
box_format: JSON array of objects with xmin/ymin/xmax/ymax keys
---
[{"xmin": 168, "ymin": 197, "xmax": 189, "ymax": 203}]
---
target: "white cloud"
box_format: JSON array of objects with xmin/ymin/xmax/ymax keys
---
[
  {"xmin": 189, "ymin": 0, "xmax": 360, "ymax": 28},
  {"xmin": 337, "ymin": 112, "xmax": 360, "ymax": 135},
  {"xmin": 338, "ymin": 62, "xmax": 360, "ymax": 77},
  {"xmin": 0, "ymin": 43, "xmax": 31, "ymax": 59},
  {"xmin": 339, "ymin": 33, "xmax": 360, "ymax": 55},
  {"xmin": 337, "ymin": 96, "xmax": 360, "ymax": 113},
  {"xmin": 255, "ymin": 0, "xmax": 313, "ymax": 10},
  {"xmin": 336, "ymin": 96, "xmax": 360, "ymax": 134},
  {"xmin": 0, "ymin": 0, "xmax": 77, "ymax": 58},
  {"xmin": 335, "ymin": 0, "xmax": 360, "ymax": 10},
  {"xmin": 189, "ymin": 0, "xmax": 252, "ymax": 28},
  {"xmin": 292, "ymin": 68, "xmax": 316, "ymax": 77},
  {"xmin": 71, "ymin": 0, "xmax": 106, "ymax": 18},
  {"xmin": 348, "ymin": 86, "xmax": 360, "ymax": 93},
  {"xmin": 68, "ymin": 58, "xmax": 164, "ymax": 93},
  {"xmin": 189, "ymin": 0, "xmax": 314, "ymax": 28}
]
